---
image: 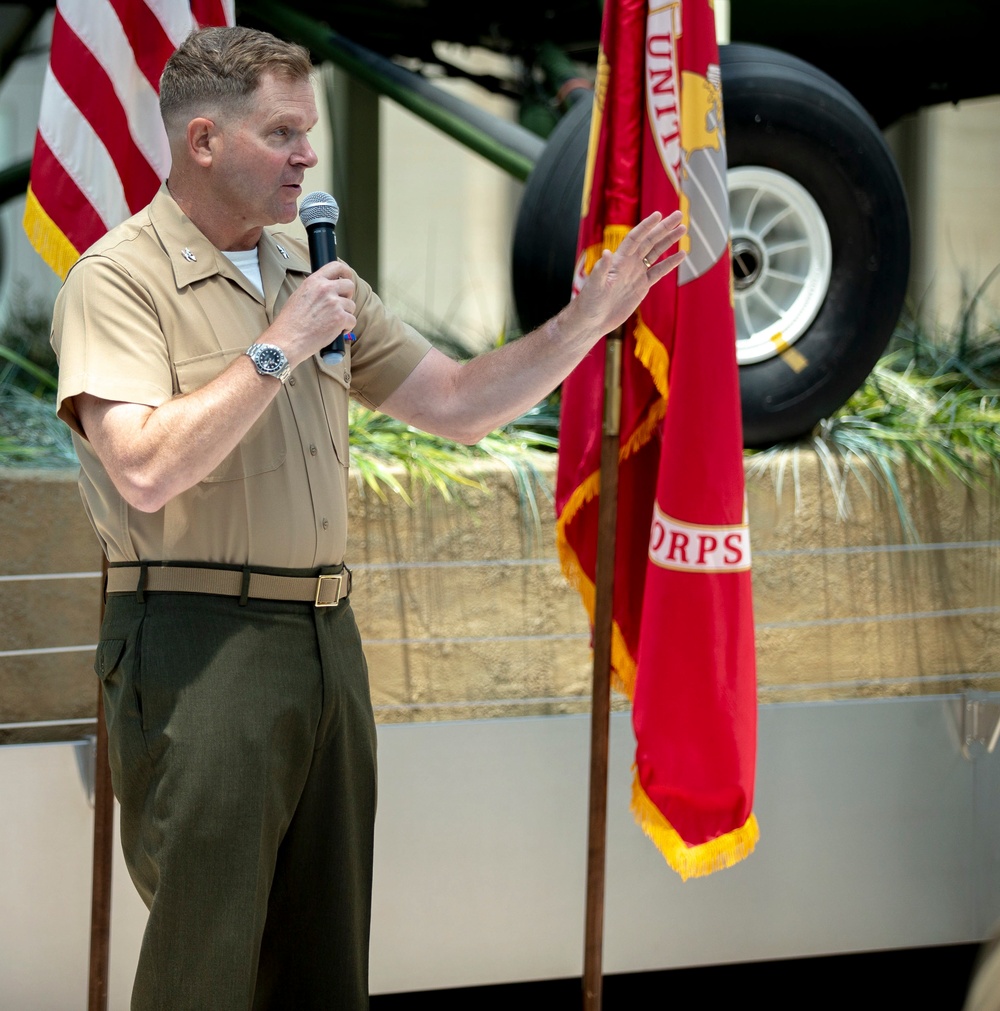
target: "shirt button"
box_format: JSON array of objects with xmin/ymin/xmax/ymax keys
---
[
  {"xmin": 322, "ymin": 518, "xmax": 329, "ymax": 529},
  {"xmin": 288, "ymin": 377, "xmax": 296, "ymax": 386},
  {"xmin": 309, "ymin": 444, "xmax": 317, "ymax": 456}
]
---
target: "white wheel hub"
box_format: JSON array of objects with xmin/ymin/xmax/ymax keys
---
[{"xmin": 728, "ymin": 166, "xmax": 832, "ymax": 365}]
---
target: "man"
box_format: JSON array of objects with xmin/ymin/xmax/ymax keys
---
[{"xmin": 52, "ymin": 25, "xmax": 685, "ymax": 1011}]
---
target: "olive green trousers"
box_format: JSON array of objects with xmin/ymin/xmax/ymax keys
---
[{"xmin": 97, "ymin": 588, "xmax": 377, "ymax": 1010}]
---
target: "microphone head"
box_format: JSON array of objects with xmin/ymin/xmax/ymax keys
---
[{"xmin": 299, "ymin": 191, "xmax": 339, "ymax": 228}]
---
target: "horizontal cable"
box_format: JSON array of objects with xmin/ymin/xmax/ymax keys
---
[
  {"xmin": 352, "ymin": 558, "xmax": 557, "ymax": 572},
  {"xmin": 758, "ymin": 671, "xmax": 1000, "ymax": 696},
  {"xmin": 366, "ymin": 632, "xmax": 589, "ymax": 647},
  {"xmin": 374, "ymin": 694, "xmax": 593, "ymax": 713},
  {"xmin": 0, "ymin": 644, "xmax": 97, "ymax": 659},
  {"xmin": 0, "ymin": 571, "xmax": 101, "ymax": 582},
  {"xmin": 0, "ymin": 717, "xmax": 97, "ymax": 731},
  {"xmin": 758, "ymin": 605, "xmax": 1000, "ymax": 631},
  {"xmin": 756, "ymin": 540, "xmax": 1000, "ymax": 558}
]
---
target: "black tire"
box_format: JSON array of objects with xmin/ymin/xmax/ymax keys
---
[
  {"xmin": 722, "ymin": 43, "xmax": 911, "ymax": 446},
  {"xmin": 511, "ymin": 44, "xmax": 911, "ymax": 447},
  {"xmin": 511, "ymin": 93, "xmax": 593, "ymax": 336}
]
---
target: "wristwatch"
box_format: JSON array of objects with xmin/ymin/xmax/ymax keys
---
[{"xmin": 245, "ymin": 343, "xmax": 291, "ymax": 384}]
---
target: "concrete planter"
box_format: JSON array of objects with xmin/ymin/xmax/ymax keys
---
[{"xmin": 1, "ymin": 455, "xmax": 998, "ymax": 741}]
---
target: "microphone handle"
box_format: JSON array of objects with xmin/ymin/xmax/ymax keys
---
[{"xmin": 307, "ymin": 225, "xmax": 346, "ymax": 364}]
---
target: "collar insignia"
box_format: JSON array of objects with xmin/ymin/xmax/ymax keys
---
[
  {"xmin": 275, "ymin": 243, "xmax": 289, "ymax": 259},
  {"xmin": 181, "ymin": 247, "xmax": 197, "ymax": 262}
]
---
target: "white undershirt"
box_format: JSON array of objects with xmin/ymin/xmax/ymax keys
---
[{"xmin": 222, "ymin": 248, "xmax": 264, "ymax": 297}]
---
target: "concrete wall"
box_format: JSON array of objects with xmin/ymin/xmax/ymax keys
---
[
  {"xmin": 888, "ymin": 94, "xmax": 1000, "ymax": 325},
  {"xmin": 2, "ymin": 455, "xmax": 998, "ymax": 742},
  {"xmin": 0, "ymin": 470, "xmax": 102, "ymax": 738}
]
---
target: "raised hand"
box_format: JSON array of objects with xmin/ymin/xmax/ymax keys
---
[
  {"xmin": 267, "ymin": 260, "xmax": 357, "ymax": 367},
  {"xmin": 568, "ymin": 210, "xmax": 687, "ymax": 340}
]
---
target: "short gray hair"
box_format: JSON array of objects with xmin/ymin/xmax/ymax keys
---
[{"xmin": 159, "ymin": 26, "xmax": 313, "ymax": 130}]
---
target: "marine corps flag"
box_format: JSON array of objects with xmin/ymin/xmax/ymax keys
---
[
  {"xmin": 24, "ymin": 0, "xmax": 234, "ymax": 280},
  {"xmin": 557, "ymin": 0, "xmax": 758, "ymax": 879}
]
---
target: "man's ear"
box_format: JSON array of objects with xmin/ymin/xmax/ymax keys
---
[{"xmin": 186, "ymin": 117, "xmax": 217, "ymax": 167}]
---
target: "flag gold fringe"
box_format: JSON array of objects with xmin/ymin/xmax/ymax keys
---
[
  {"xmin": 633, "ymin": 313, "xmax": 670, "ymax": 401},
  {"xmin": 557, "ymin": 227, "xmax": 675, "ymax": 699},
  {"xmin": 23, "ymin": 185, "xmax": 79, "ymax": 281},
  {"xmin": 620, "ymin": 395, "xmax": 665, "ymax": 463},
  {"xmin": 556, "ymin": 471, "xmax": 636, "ymax": 697},
  {"xmin": 581, "ymin": 224, "xmax": 632, "ymax": 275},
  {"xmin": 631, "ymin": 772, "xmax": 760, "ymax": 881}
]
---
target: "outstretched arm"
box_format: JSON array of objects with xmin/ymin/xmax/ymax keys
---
[{"xmin": 379, "ymin": 211, "xmax": 686, "ymax": 444}]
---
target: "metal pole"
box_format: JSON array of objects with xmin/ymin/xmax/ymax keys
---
[{"xmin": 582, "ymin": 328, "xmax": 624, "ymax": 1011}]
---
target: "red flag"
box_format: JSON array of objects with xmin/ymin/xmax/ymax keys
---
[
  {"xmin": 24, "ymin": 0, "xmax": 234, "ymax": 279},
  {"xmin": 557, "ymin": 0, "xmax": 758, "ymax": 879}
]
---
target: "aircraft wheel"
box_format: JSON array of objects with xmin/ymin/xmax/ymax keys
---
[
  {"xmin": 511, "ymin": 44, "xmax": 911, "ymax": 446},
  {"xmin": 721, "ymin": 43, "xmax": 911, "ymax": 446}
]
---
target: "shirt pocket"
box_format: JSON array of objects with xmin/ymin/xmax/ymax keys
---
[
  {"xmin": 314, "ymin": 348, "xmax": 351, "ymax": 468},
  {"xmin": 173, "ymin": 348, "xmax": 287, "ymax": 482}
]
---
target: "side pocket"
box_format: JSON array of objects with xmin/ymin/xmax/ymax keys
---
[
  {"xmin": 94, "ymin": 630, "xmax": 145, "ymax": 743},
  {"xmin": 94, "ymin": 638, "xmax": 126, "ymax": 682}
]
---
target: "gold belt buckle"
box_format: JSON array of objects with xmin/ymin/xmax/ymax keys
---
[{"xmin": 314, "ymin": 573, "xmax": 343, "ymax": 607}]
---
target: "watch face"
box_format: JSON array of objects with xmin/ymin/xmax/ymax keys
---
[{"xmin": 256, "ymin": 346, "xmax": 285, "ymax": 373}]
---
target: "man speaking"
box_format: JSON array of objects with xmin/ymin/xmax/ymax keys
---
[{"xmin": 51, "ymin": 25, "xmax": 685, "ymax": 1010}]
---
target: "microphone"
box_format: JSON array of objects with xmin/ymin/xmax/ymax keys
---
[{"xmin": 299, "ymin": 190, "xmax": 347, "ymax": 365}]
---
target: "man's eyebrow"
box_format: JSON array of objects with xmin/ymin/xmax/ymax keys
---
[{"xmin": 263, "ymin": 112, "xmax": 317, "ymax": 131}]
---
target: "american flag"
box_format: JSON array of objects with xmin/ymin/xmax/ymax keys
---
[{"xmin": 24, "ymin": 0, "xmax": 234, "ymax": 279}]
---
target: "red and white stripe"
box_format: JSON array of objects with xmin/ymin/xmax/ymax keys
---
[{"xmin": 24, "ymin": 0, "xmax": 234, "ymax": 279}]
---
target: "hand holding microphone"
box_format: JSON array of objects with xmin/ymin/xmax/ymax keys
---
[{"xmin": 299, "ymin": 191, "xmax": 353, "ymax": 365}]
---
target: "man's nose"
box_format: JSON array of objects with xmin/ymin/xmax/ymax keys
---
[{"xmin": 294, "ymin": 138, "xmax": 318, "ymax": 168}]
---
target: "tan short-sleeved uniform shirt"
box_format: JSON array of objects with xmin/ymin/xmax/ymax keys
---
[{"xmin": 51, "ymin": 188, "xmax": 431, "ymax": 568}]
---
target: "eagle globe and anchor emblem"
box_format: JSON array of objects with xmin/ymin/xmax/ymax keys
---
[
  {"xmin": 571, "ymin": 1, "xmax": 731, "ymax": 297},
  {"xmin": 645, "ymin": 1, "xmax": 729, "ymax": 288}
]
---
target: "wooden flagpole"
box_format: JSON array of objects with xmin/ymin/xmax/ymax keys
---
[
  {"xmin": 89, "ymin": 556, "xmax": 113, "ymax": 1011},
  {"xmin": 582, "ymin": 327, "xmax": 624, "ymax": 1011}
]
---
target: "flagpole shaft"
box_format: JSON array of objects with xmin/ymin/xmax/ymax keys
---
[
  {"xmin": 89, "ymin": 557, "xmax": 113, "ymax": 1011},
  {"xmin": 583, "ymin": 328, "xmax": 624, "ymax": 1011}
]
